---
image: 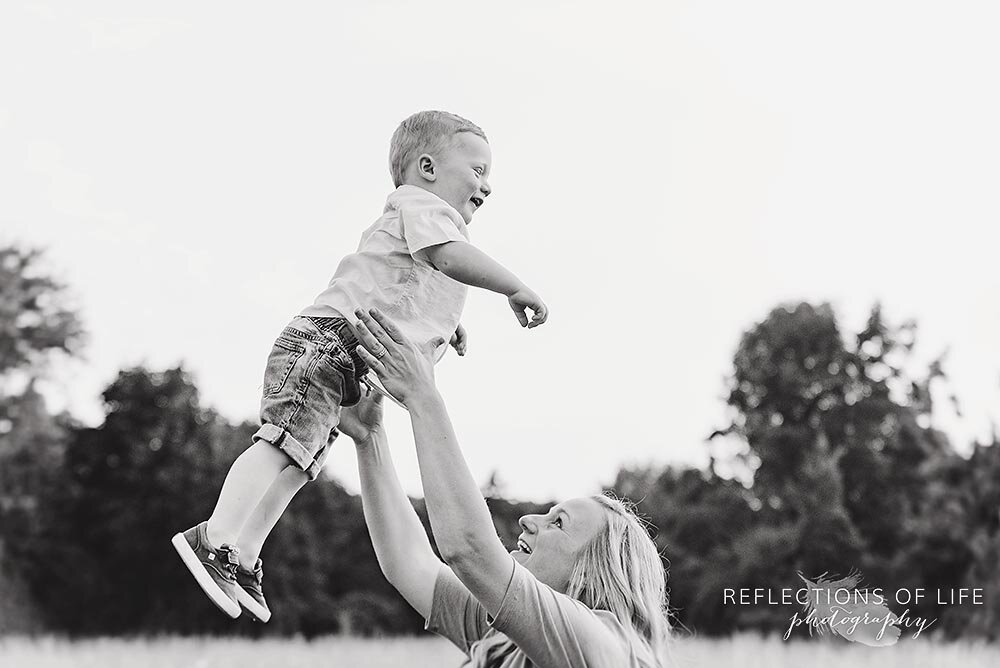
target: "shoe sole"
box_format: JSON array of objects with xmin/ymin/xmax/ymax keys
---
[
  {"xmin": 171, "ymin": 532, "xmax": 242, "ymax": 619},
  {"xmin": 235, "ymin": 586, "xmax": 272, "ymax": 623}
]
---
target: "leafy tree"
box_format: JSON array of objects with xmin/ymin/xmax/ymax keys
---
[
  {"xmin": 615, "ymin": 302, "xmax": 971, "ymax": 636},
  {"xmin": 24, "ymin": 367, "xmax": 248, "ymax": 633},
  {"xmin": 0, "ymin": 245, "xmax": 84, "ymax": 632},
  {"xmin": 0, "ymin": 246, "xmax": 84, "ymax": 517},
  {"xmin": 0, "ymin": 246, "xmax": 84, "ymax": 382},
  {"xmin": 908, "ymin": 431, "xmax": 1000, "ymax": 639},
  {"xmin": 717, "ymin": 304, "xmax": 951, "ymax": 573},
  {"xmin": 26, "ymin": 365, "xmax": 438, "ymax": 636}
]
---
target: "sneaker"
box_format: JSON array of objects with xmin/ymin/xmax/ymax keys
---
[
  {"xmin": 171, "ymin": 521, "xmax": 242, "ymax": 619},
  {"xmin": 235, "ymin": 559, "xmax": 271, "ymax": 623}
]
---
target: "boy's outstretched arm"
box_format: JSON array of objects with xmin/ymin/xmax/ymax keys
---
[{"xmin": 422, "ymin": 241, "xmax": 548, "ymax": 328}]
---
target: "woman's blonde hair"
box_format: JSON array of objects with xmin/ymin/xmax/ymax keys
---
[{"xmin": 468, "ymin": 494, "xmax": 672, "ymax": 667}]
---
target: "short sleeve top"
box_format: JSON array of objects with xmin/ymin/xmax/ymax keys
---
[
  {"xmin": 426, "ymin": 560, "xmax": 654, "ymax": 668},
  {"xmin": 301, "ymin": 185, "xmax": 469, "ymax": 359}
]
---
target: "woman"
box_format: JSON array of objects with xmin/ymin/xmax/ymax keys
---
[{"xmin": 340, "ymin": 307, "xmax": 671, "ymax": 667}]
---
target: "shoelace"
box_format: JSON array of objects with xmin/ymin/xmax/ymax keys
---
[
  {"xmin": 245, "ymin": 561, "xmax": 264, "ymax": 585},
  {"xmin": 218, "ymin": 545, "xmax": 240, "ymax": 577}
]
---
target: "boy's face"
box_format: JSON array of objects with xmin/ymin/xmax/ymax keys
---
[{"xmin": 421, "ymin": 132, "xmax": 492, "ymax": 224}]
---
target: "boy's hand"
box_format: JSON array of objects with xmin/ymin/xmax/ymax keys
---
[
  {"xmin": 449, "ymin": 323, "xmax": 468, "ymax": 356},
  {"xmin": 508, "ymin": 287, "xmax": 548, "ymax": 328}
]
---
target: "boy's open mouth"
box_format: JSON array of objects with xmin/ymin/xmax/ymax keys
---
[{"xmin": 470, "ymin": 196, "xmax": 484, "ymax": 209}]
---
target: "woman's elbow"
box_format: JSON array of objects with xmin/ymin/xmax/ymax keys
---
[{"xmin": 437, "ymin": 546, "xmax": 470, "ymax": 566}]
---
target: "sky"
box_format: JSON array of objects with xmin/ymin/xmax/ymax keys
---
[{"xmin": 2, "ymin": 1, "xmax": 998, "ymax": 501}]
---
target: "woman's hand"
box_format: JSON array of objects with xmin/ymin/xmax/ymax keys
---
[
  {"xmin": 353, "ymin": 308, "xmax": 441, "ymax": 407},
  {"xmin": 340, "ymin": 391, "xmax": 384, "ymax": 444}
]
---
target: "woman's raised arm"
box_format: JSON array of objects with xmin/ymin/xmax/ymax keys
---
[
  {"xmin": 340, "ymin": 393, "xmax": 442, "ymax": 618},
  {"xmin": 353, "ymin": 308, "xmax": 514, "ymax": 615}
]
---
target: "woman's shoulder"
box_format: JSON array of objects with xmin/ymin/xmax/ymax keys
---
[{"xmin": 491, "ymin": 563, "xmax": 657, "ymax": 666}]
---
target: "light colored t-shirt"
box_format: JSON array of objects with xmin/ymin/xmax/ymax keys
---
[
  {"xmin": 426, "ymin": 560, "xmax": 654, "ymax": 668},
  {"xmin": 301, "ymin": 185, "xmax": 469, "ymax": 360}
]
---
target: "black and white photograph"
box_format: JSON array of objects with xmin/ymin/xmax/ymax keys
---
[{"xmin": 1, "ymin": 2, "xmax": 998, "ymax": 666}]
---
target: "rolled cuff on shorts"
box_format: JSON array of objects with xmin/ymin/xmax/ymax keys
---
[{"xmin": 253, "ymin": 422, "xmax": 326, "ymax": 481}]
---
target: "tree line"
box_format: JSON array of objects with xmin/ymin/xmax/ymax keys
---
[{"xmin": 0, "ymin": 245, "xmax": 997, "ymax": 639}]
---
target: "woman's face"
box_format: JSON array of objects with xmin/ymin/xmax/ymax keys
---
[{"xmin": 512, "ymin": 497, "xmax": 607, "ymax": 592}]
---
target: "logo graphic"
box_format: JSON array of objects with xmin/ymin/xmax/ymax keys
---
[
  {"xmin": 725, "ymin": 570, "xmax": 947, "ymax": 644},
  {"xmin": 794, "ymin": 571, "xmax": 902, "ymax": 646}
]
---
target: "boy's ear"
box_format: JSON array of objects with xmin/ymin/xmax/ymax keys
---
[{"xmin": 417, "ymin": 154, "xmax": 437, "ymax": 182}]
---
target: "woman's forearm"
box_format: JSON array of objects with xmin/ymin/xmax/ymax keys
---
[
  {"xmin": 355, "ymin": 430, "xmax": 440, "ymax": 617},
  {"xmin": 349, "ymin": 307, "xmax": 513, "ymax": 614},
  {"xmin": 407, "ymin": 389, "xmax": 512, "ymax": 612}
]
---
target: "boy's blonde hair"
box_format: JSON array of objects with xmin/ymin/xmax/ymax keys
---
[{"xmin": 389, "ymin": 111, "xmax": 488, "ymax": 187}]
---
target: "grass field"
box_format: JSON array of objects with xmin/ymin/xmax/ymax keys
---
[{"xmin": 1, "ymin": 634, "xmax": 997, "ymax": 667}]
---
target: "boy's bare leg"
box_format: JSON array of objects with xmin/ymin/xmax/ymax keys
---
[
  {"xmin": 236, "ymin": 464, "xmax": 309, "ymax": 569},
  {"xmin": 206, "ymin": 441, "xmax": 290, "ymax": 548}
]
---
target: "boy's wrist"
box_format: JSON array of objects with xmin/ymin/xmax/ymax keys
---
[{"xmin": 504, "ymin": 281, "xmax": 528, "ymax": 297}]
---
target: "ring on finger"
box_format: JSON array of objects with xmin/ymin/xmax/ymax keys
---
[{"xmin": 373, "ymin": 345, "xmax": 388, "ymax": 360}]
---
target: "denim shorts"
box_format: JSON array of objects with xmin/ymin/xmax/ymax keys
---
[{"xmin": 252, "ymin": 316, "xmax": 367, "ymax": 480}]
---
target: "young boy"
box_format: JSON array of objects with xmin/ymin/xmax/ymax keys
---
[{"xmin": 171, "ymin": 111, "xmax": 548, "ymax": 622}]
